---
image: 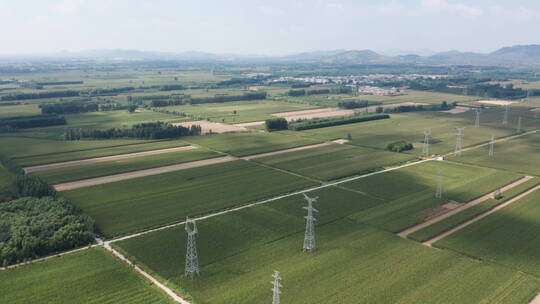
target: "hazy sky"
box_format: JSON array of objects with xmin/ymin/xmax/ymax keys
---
[{"xmin": 1, "ymin": 0, "xmax": 539, "ymax": 55}]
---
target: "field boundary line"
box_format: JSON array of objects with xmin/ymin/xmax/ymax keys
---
[
  {"xmin": 0, "ymin": 244, "xmax": 100, "ymax": 272},
  {"xmin": 24, "ymin": 145, "xmax": 198, "ymax": 173},
  {"xmin": 424, "ymin": 184, "xmax": 540, "ymax": 246},
  {"xmin": 103, "ymin": 242, "xmax": 190, "ymax": 304},
  {"xmin": 108, "ymin": 158, "xmax": 433, "ymax": 243},
  {"xmin": 397, "ymin": 175, "xmax": 534, "ymax": 238}
]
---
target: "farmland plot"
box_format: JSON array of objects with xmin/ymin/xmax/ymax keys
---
[
  {"xmin": 0, "ymin": 248, "xmax": 174, "ymax": 304},
  {"xmin": 61, "ymin": 160, "xmax": 316, "ymax": 237}
]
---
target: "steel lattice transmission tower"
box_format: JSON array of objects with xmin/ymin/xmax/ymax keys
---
[
  {"xmin": 474, "ymin": 108, "xmax": 481, "ymax": 128},
  {"xmin": 502, "ymin": 105, "xmax": 509, "ymax": 126},
  {"xmin": 423, "ymin": 128, "xmax": 431, "ymax": 156},
  {"xmin": 435, "ymin": 171, "xmax": 444, "ymax": 200},
  {"xmin": 271, "ymin": 270, "xmax": 282, "ymax": 304},
  {"xmin": 302, "ymin": 193, "xmax": 318, "ymax": 252},
  {"xmin": 454, "ymin": 127, "xmax": 464, "ymax": 156},
  {"xmin": 489, "ymin": 135, "xmax": 495, "ymax": 157},
  {"xmin": 527, "ymin": 90, "xmax": 532, "ymax": 105},
  {"xmin": 184, "ymin": 217, "xmax": 200, "ymax": 279},
  {"xmin": 517, "ymin": 116, "xmax": 523, "ymax": 133}
]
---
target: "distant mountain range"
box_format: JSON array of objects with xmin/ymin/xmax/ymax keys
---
[{"xmin": 2, "ymin": 45, "xmax": 540, "ymax": 66}]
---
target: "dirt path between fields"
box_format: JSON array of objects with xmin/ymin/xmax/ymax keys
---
[
  {"xmin": 424, "ymin": 184, "xmax": 540, "ymax": 246},
  {"xmin": 397, "ymin": 176, "xmax": 534, "ymax": 238},
  {"xmin": 103, "ymin": 242, "xmax": 189, "ymax": 304},
  {"xmin": 23, "ymin": 146, "xmax": 198, "ymax": 173},
  {"xmin": 53, "ymin": 156, "xmax": 237, "ymax": 191}
]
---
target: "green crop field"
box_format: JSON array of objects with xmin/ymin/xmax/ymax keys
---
[
  {"xmin": 186, "ymin": 132, "xmax": 322, "ymax": 156},
  {"xmin": 342, "ymin": 161, "xmax": 522, "ymax": 232},
  {"xmin": 252, "ymin": 143, "xmax": 416, "ymax": 181},
  {"xmin": 297, "ymin": 107, "xmax": 539, "ymax": 156},
  {"xmin": 448, "ymin": 132, "xmax": 540, "ymax": 176},
  {"xmin": 62, "ymin": 160, "xmax": 317, "ymax": 237},
  {"xmin": 0, "ymin": 138, "xmax": 188, "ymax": 166},
  {"xmin": 32, "ymin": 147, "xmax": 221, "ymax": 184},
  {"xmin": 408, "ymin": 178, "xmax": 540, "ymax": 242},
  {"xmin": 0, "ymin": 248, "xmax": 174, "ymax": 304},
  {"xmin": 0, "ymin": 104, "xmax": 41, "ymax": 118},
  {"xmin": 435, "ymin": 189, "xmax": 540, "ymax": 277},
  {"xmin": 114, "ymin": 187, "xmax": 539, "ymax": 303},
  {"xmin": 163, "ymin": 100, "xmax": 317, "ymax": 123}
]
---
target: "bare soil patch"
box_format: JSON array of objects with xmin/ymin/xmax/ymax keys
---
[
  {"xmin": 478, "ymin": 100, "xmax": 516, "ymax": 106},
  {"xmin": 172, "ymin": 120, "xmax": 247, "ymax": 134},
  {"xmin": 441, "ymin": 106, "xmax": 471, "ymax": 114},
  {"xmin": 415, "ymin": 202, "xmax": 462, "ymax": 220},
  {"xmin": 272, "ymin": 108, "xmax": 354, "ymax": 121},
  {"xmin": 332, "ymin": 139, "xmax": 350, "ymax": 144},
  {"xmin": 24, "ymin": 146, "xmax": 197, "ymax": 173},
  {"xmin": 234, "ymin": 121, "xmax": 265, "ymax": 127},
  {"xmin": 53, "ymin": 156, "xmax": 237, "ymax": 191}
]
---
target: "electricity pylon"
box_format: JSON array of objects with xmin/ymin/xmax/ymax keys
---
[
  {"xmin": 423, "ymin": 128, "xmax": 431, "ymax": 156},
  {"xmin": 435, "ymin": 171, "xmax": 443, "ymax": 200},
  {"xmin": 489, "ymin": 135, "xmax": 495, "ymax": 157},
  {"xmin": 517, "ymin": 116, "xmax": 523, "ymax": 133},
  {"xmin": 474, "ymin": 108, "xmax": 481, "ymax": 128},
  {"xmin": 302, "ymin": 193, "xmax": 318, "ymax": 252},
  {"xmin": 502, "ymin": 105, "xmax": 509, "ymax": 126},
  {"xmin": 271, "ymin": 270, "xmax": 282, "ymax": 304},
  {"xmin": 184, "ymin": 217, "xmax": 200, "ymax": 279},
  {"xmin": 454, "ymin": 127, "xmax": 464, "ymax": 156}
]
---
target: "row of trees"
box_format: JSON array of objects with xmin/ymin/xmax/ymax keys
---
[
  {"xmin": 288, "ymin": 114, "xmax": 390, "ymax": 131},
  {"xmin": 1, "ymin": 90, "xmax": 80, "ymax": 101},
  {"xmin": 377, "ymin": 101, "xmax": 455, "ymax": 113},
  {"xmin": 288, "ymin": 86, "xmax": 352, "ymax": 97},
  {"xmin": 338, "ymin": 100, "xmax": 381, "ymax": 109},
  {"xmin": 63, "ymin": 121, "xmax": 202, "ymax": 140},
  {"xmin": 0, "ymin": 114, "xmax": 66, "ymax": 129},
  {"xmin": 40, "ymin": 101, "xmax": 99, "ymax": 114}
]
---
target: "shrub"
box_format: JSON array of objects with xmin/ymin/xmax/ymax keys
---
[
  {"xmin": 386, "ymin": 141, "xmax": 414, "ymax": 152},
  {"xmin": 265, "ymin": 118, "xmax": 289, "ymax": 131}
]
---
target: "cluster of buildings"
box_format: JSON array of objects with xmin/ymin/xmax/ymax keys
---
[
  {"xmin": 272, "ymin": 74, "xmax": 446, "ymax": 85},
  {"xmin": 356, "ymin": 86, "xmax": 401, "ymax": 96}
]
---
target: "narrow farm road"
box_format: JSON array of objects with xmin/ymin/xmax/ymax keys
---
[
  {"xmin": 397, "ymin": 176, "xmax": 534, "ymax": 238},
  {"xmin": 53, "ymin": 156, "xmax": 236, "ymax": 191},
  {"xmin": 24, "ymin": 145, "xmax": 198, "ymax": 173},
  {"xmin": 424, "ymin": 184, "xmax": 540, "ymax": 246},
  {"xmin": 103, "ymin": 242, "xmax": 190, "ymax": 304}
]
